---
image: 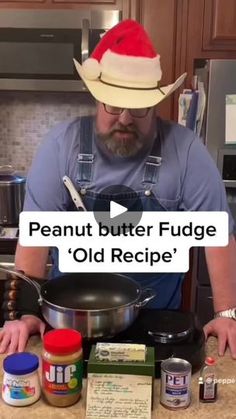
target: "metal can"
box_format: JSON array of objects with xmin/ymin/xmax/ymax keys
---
[{"xmin": 160, "ymin": 357, "xmax": 191, "ymax": 409}]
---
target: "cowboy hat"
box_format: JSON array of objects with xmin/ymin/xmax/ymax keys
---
[{"xmin": 73, "ymin": 19, "xmax": 186, "ymax": 109}]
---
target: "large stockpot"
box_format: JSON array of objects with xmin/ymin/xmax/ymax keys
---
[
  {"xmin": 2, "ymin": 269, "xmax": 156, "ymax": 338},
  {"xmin": 0, "ymin": 166, "xmax": 26, "ymax": 225}
]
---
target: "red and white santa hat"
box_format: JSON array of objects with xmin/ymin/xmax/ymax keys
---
[{"xmin": 73, "ymin": 19, "xmax": 186, "ymax": 108}]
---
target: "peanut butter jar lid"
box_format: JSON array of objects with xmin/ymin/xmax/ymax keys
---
[{"xmin": 43, "ymin": 329, "xmax": 82, "ymax": 354}]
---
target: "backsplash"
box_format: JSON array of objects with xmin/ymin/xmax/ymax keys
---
[{"xmin": 0, "ymin": 91, "xmax": 95, "ymax": 173}]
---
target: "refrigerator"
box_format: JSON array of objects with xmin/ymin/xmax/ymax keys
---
[
  {"xmin": 194, "ymin": 59, "xmax": 236, "ymax": 221},
  {"xmin": 193, "ymin": 59, "xmax": 236, "ymax": 325}
]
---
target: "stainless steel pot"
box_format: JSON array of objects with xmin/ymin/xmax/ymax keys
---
[
  {"xmin": 0, "ymin": 166, "xmax": 26, "ymax": 225},
  {"xmin": 1, "ymin": 269, "xmax": 156, "ymax": 338}
]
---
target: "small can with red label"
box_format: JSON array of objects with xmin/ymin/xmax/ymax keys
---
[{"xmin": 42, "ymin": 329, "xmax": 83, "ymax": 407}]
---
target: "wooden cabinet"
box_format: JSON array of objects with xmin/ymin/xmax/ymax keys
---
[
  {"xmin": 3, "ymin": 0, "xmax": 45, "ymax": 2},
  {"xmin": 203, "ymin": 0, "xmax": 236, "ymax": 51},
  {"xmin": 138, "ymin": 0, "xmax": 179, "ymax": 121},
  {"xmin": 175, "ymin": 0, "xmax": 236, "ymax": 102},
  {"xmin": 0, "ymin": 0, "xmax": 122, "ymax": 3},
  {"xmin": 138, "ymin": 1, "xmax": 236, "ymax": 312},
  {"xmin": 173, "ymin": 0, "xmax": 236, "ymax": 312},
  {"xmin": 53, "ymin": 0, "xmax": 119, "ymax": 3},
  {"xmin": 0, "ymin": 0, "xmax": 132, "ymax": 18},
  {"xmin": 0, "ymin": 0, "xmax": 133, "ymax": 15},
  {"xmin": 2, "ymin": 1, "xmax": 236, "ymax": 61},
  {"xmin": 131, "ymin": 0, "xmax": 236, "ymax": 119},
  {"xmin": 0, "ymin": 0, "xmax": 46, "ymax": 4}
]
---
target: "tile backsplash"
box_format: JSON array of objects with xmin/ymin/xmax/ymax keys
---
[{"xmin": 0, "ymin": 91, "xmax": 95, "ymax": 173}]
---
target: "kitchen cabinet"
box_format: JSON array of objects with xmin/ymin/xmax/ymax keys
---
[
  {"xmin": 136, "ymin": 0, "xmax": 179, "ymax": 121},
  {"xmin": 138, "ymin": 0, "xmax": 236, "ymax": 120},
  {"xmin": 2, "ymin": 0, "xmax": 236, "ymax": 83},
  {"xmin": 171, "ymin": 0, "xmax": 236, "ymax": 315},
  {"xmin": 137, "ymin": 0, "xmax": 236, "ymax": 117},
  {"xmin": 203, "ymin": 0, "xmax": 236, "ymax": 51},
  {"xmin": 175, "ymin": 0, "xmax": 236, "ymax": 114},
  {"xmin": 0, "ymin": 0, "xmax": 122, "ymax": 4},
  {"xmin": 53, "ymin": 0, "xmax": 121, "ymax": 3},
  {"xmin": 5, "ymin": 0, "xmax": 236, "ymax": 117},
  {"xmin": 3, "ymin": 0, "xmax": 45, "ymax": 2},
  {"xmin": 0, "ymin": 0, "xmax": 135, "ymax": 19}
]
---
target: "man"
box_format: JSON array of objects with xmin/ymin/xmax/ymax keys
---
[{"xmin": 0, "ymin": 19, "xmax": 236, "ymax": 357}]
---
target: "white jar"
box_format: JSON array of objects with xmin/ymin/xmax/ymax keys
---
[{"xmin": 2, "ymin": 352, "xmax": 41, "ymax": 406}]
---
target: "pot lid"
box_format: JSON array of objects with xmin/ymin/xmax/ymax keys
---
[
  {"xmin": 0, "ymin": 174, "xmax": 26, "ymax": 184},
  {"xmin": 0, "ymin": 165, "xmax": 25, "ymax": 184}
]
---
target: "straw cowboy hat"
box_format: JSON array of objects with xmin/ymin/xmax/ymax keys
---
[{"xmin": 73, "ymin": 19, "xmax": 186, "ymax": 109}]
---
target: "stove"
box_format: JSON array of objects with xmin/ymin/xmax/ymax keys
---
[{"xmin": 81, "ymin": 310, "xmax": 206, "ymax": 378}]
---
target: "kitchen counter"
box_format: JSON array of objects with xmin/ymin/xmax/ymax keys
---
[{"xmin": 0, "ymin": 336, "xmax": 235, "ymax": 419}]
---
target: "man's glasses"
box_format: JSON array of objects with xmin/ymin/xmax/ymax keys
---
[{"xmin": 103, "ymin": 104, "xmax": 150, "ymax": 118}]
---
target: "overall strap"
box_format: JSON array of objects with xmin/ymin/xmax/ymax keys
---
[
  {"xmin": 76, "ymin": 117, "xmax": 95, "ymax": 191},
  {"xmin": 142, "ymin": 136, "xmax": 162, "ymax": 190}
]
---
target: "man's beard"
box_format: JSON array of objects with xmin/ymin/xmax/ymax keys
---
[{"xmin": 97, "ymin": 124, "xmax": 146, "ymax": 158}]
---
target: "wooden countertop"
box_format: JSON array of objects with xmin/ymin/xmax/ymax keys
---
[{"xmin": 0, "ymin": 336, "xmax": 235, "ymax": 418}]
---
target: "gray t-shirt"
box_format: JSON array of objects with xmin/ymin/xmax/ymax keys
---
[{"xmin": 24, "ymin": 116, "xmax": 234, "ymax": 234}]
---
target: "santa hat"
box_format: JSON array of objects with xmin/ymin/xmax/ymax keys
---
[{"xmin": 73, "ymin": 19, "xmax": 186, "ymax": 108}]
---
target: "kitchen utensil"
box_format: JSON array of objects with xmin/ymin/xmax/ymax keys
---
[
  {"xmin": 0, "ymin": 268, "xmax": 155, "ymax": 338},
  {"xmin": 0, "ymin": 166, "xmax": 26, "ymax": 225},
  {"xmin": 63, "ymin": 176, "xmax": 86, "ymax": 211}
]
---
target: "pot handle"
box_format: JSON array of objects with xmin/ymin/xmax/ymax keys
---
[
  {"xmin": 135, "ymin": 288, "xmax": 156, "ymax": 308},
  {"xmin": 0, "ymin": 267, "xmax": 43, "ymax": 305}
]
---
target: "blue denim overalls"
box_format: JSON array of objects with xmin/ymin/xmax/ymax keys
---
[{"xmin": 52, "ymin": 118, "xmax": 184, "ymax": 309}]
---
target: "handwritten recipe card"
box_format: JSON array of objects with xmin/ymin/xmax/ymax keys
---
[{"xmin": 86, "ymin": 373, "xmax": 152, "ymax": 419}]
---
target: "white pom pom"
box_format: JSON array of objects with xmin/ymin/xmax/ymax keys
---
[{"xmin": 82, "ymin": 58, "xmax": 101, "ymax": 80}]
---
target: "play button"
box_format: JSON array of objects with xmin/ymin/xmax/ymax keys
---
[
  {"xmin": 93, "ymin": 185, "xmax": 143, "ymax": 231},
  {"xmin": 110, "ymin": 201, "xmax": 128, "ymax": 218}
]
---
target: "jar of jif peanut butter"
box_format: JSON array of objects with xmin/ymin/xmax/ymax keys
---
[{"xmin": 42, "ymin": 329, "xmax": 83, "ymax": 407}]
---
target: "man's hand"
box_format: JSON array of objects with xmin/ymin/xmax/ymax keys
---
[
  {"xmin": 0, "ymin": 315, "xmax": 45, "ymax": 354},
  {"xmin": 204, "ymin": 318, "xmax": 236, "ymax": 359}
]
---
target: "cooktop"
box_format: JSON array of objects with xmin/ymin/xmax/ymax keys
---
[{"xmin": 82, "ymin": 309, "xmax": 206, "ymax": 378}]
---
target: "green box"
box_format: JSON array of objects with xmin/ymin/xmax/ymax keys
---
[{"xmin": 88, "ymin": 346, "xmax": 155, "ymax": 377}]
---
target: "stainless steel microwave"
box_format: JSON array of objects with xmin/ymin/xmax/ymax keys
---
[{"xmin": 0, "ymin": 10, "xmax": 121, "ymax": 92}]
